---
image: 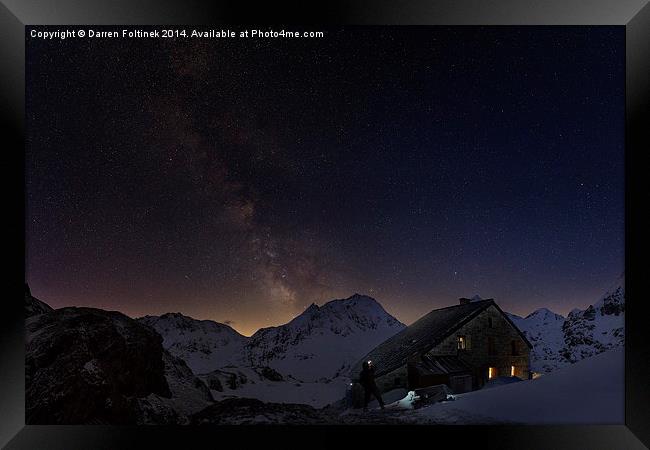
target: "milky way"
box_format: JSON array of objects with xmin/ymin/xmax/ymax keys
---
[{"xmin": 26, "ymin": 27, "xmax": 624, "ymax": 335}]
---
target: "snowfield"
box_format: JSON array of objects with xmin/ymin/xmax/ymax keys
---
[
  {"xmin": 207, "ymin": 372, "xmax": 350, "ymax": 408},
  {"xmin": 409, "ymin": 347, "xmax": 624, "ymax": 424}
]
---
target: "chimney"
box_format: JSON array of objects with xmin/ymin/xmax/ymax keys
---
[{"xmin": 459, "ymin": 297, "xmax": 471, "ymax": 305}]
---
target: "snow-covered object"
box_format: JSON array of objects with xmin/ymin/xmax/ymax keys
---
[
  {"xmin": 245, "ymin": 294, "xmax": 406, "ymax": 382},
  {"xmin": 137, "ymin": 313, "xmax": 249, "ymax": 375},
  {"xmin": 395, "ymin": 391, "xmax": 418, "ymax": 409},
  {"xmin": 412, "ymin": 347, "xmax": 624, "ymax": 424}
]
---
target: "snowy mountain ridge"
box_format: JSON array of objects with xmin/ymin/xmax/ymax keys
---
[
  {"xmin": 246, "ymin": 293, "xmax": 406, "ymax": 381},
  {"xmin": 139, "ymin": 293, "xmax": 406, "ymax": 381},
  {"xmin": 137, "ymin": 312, "xmax": 249, "ymax": 375},
  {"xmin": 506, "ymin": 274, "xmax": 625, "ymax": 373}
]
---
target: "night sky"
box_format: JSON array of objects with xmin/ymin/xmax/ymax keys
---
[{"xmin": 26, "ymin": 27, "xmax": 624, "ymax": 336}]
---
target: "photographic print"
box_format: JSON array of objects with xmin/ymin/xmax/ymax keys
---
[{"xmin": 25, "ymin": 26, "xmax": 625, "ymax": 425}]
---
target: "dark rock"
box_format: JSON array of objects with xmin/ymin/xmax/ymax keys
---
[
  {"xmin": 26, "ymin": 306, "xmax": 171, "ymax": 424},
  {"xmin": 190, "ymin": 398, "xmax": 335, "ymax": 425},
  {"xmin": 259, "ymin": 366, "xmax": 284, "ymax": 381},
  {"xmin": 199, "ymin": 368, "xmax": 252, "ymax": 393},
  {"xmin": 205, "ymin": 375, "xmax": 224, "ymax": 392},
  {"xmin": 25, "ymin": 290, "xmax": 53, "ymax": 318},
  {"xmin": 133, "ymin": 351, "xmax": 214, "ymax": 424}
]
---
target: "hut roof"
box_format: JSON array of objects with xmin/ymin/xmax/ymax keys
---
[{"xmin": 354, "ymin": 299, "xmax": 531, "ymax": 378}]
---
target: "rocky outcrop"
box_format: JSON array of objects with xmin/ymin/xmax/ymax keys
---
[
  {"xmin": 25, "ymin": 284, "xmax": 53, "ymax": 318},
  {"xmin": 26, "ymin": 306, "xmax": 172, "ymax": 424},
  {"xmin": 25, "ymin": 302, "xmax": 216, "ymax": 425},
  {"xmin": 190, "ymin": 398, "xmax": 335, "ymax": 424},
  {"xmin": 133, "ymin": 351, "xmax": 215, "ymax": 424},
  {"xmin": 560, "ymin": 283, "xmax": 624, "ymax": 363}
]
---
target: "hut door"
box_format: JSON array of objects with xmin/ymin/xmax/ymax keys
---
[{"xmin": 407, "ymin": 362, "xmax": 419, "ymax": 389}]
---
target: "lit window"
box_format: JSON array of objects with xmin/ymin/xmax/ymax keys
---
[
  {"xmin": 488, "ymin": 367, "xmax": 497, "ymax": 379},
  {"xmin": 457, "ymin": 335, "xmax": 466, "ymax": 350},
  {"xmin": 511, "ymin": 365, "xmax": 516, "ymax": 377}
]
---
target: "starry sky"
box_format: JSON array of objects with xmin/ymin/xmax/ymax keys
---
[{"xmin": 26, "ymin": 26, "xmax": 624, "ymax": 336}]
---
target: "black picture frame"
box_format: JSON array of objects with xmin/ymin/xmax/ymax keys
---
[{"xmin": 2, "ymin": 1, "xmax": 648, "ymax": 448}]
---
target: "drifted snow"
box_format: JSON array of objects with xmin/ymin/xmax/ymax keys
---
[{"xmin": 411, "ymin": 347, "xmax": 623, "ymax": 424}]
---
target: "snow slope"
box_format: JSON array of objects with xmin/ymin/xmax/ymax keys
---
[
  {"xmin": 412, "ymin": 347, "xmax": 624, "ymax": 424},
  {"xmin": 246, "ymin": 294, "xmax": 406, "ymax": 381},
  {"xmin": 138, "ymin": 313, "xmax": 249, "ymax": 375},
  {"xmin": 199, "ymin": 366, "xmax": 350, "ymax": 408}
]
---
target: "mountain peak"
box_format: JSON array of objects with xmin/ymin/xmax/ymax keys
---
[
  {"xmin": 161, "ymin": 312, "xmax": 187, "ymax": 319},
  {"xmin": 526, "ymin": 307, "xmax": 564, "ymax": 321},
  {"xmin": 346, "ymin": 293, "xmax": 376, "ymax": 302}
]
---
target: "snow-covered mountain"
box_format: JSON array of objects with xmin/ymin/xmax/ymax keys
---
[
  {"xmin": 507, "ymin": 274, "xmax": 625, "ymax": 373},
  {"xmin": 245, "ymin": 294, "xmax": 406, "ymax": 382},
  {"xmin": 137, "ymin": 313, "xmax": 249, "ymax": 375},
  {"xmin": 507, "ymin": 308, "xmax": 567, "ymax": 373},
  {"xmin": 138, "ymin": 294, "xmax": 405, "ymax": 382},
  {"xmin": 560, "ymin": 277, "xmax": 625, "ymax": 364}
]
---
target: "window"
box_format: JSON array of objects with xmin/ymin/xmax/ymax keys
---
[
  {"xmin": 488, "ymin": 336, "xmax": 496, "ymax": 355},
  {"xmin": 488, "ymin": 317, "xmax": 493, "ymax": 328},
  {"xmin": 394, "ymin": 377, "xmax": 401, "ymax": 386},
  {"xmin": 457, "ymin": 335, "xmax": 472, "ymax": 350},
  {"xmin": 488, "ymin": 367, "xmax": 497, "ymax": 379},
  {"xmin": 511, "ymin": 365, "xmax": 516, "ymax": 377},
  {"xmin": 511, "ymin": 340, "xmax": 519, "ymax": 356}
]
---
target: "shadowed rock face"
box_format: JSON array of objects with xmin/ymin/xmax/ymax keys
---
[
  {"xmin": 25, "ymin": 285, "xmax": 53, "ymax": 318},
  {"xmin": 189, "ymin": 397, "xmax": 411, "ymax": 425},
  {"xmin": 191, "ymin": 398, "xmax": 334, "ymax": 425},
  {"xmin": 26, "ymin": 306, "xmax": 172, "ymax": 424}
]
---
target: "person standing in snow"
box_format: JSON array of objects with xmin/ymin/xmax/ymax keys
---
[{"xmin": 359, "ymin": 360, "xmax": 385, "ymax": 411}]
